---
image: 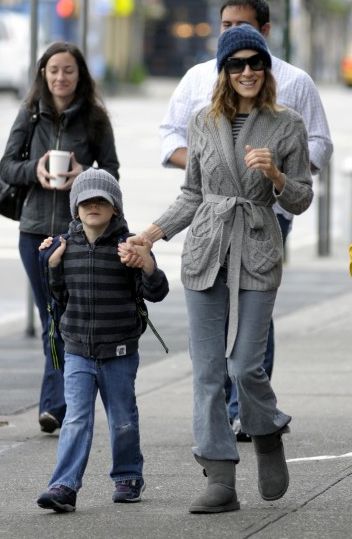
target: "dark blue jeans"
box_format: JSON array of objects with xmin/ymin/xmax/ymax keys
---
[
  {"xmin": 19, "ymin": 232, "xmax": 66, "ymax": 423},
  {"xmin": 227, "ymin": 214, "xmax": 291, "ymax": 422}
]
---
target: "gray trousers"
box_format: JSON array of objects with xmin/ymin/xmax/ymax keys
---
[{"xmin": 184, "ymin": 268, "xmax": 291, "ymax": 462}]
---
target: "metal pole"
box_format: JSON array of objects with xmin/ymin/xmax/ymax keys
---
[
  {"xmin": 317, "ymin": 163, "xmax": 331, "ymax": 257},
  {"xmin": 24, "ymin": 0, "xmax": 39, "ymax": 337},
  {"xmin": 283, "ymin": 0, "xmax": 291, "ymax": 63},
  {"xmin": 79, "ymin": 0, "xmax": 89, "ymax": 56},
  {"xmin": 30, "ymin": 0, "xmax": 39, "ymax": 82}
]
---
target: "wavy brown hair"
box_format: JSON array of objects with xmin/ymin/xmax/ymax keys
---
[{"xmin": 209, "ymin": 65, "xmax": 278, "ymax": 121}]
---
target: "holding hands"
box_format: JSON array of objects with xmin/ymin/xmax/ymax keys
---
[
  {"xmin": 39, "ymin": 234, "xmax": 155, "ymax": 273},
  {"xmin": 118, "ymin": 235, "xmax": 155, "ymax": 274},
  {"xmin": 244, "ymin": 145, "xmax": 285, "ymax": 193},
  {"xmin": 39, "ymin": 233, "xmax": 156, "ymax": 273}
]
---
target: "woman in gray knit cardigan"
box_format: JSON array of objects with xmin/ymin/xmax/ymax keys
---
[{"xmin": 119, "ymin": 25, "xmax": 313, "ymax": 514}]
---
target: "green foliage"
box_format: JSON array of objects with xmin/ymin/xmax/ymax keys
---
[
  {"xmin": 127, "ymin": 63, "xmax": 147, "ymax": 84},
  {"xmin": 102, "ymin": 63, "xmax": 147, "ymax": 87},
  {"xmin": 101, "ymin": 63, "xmax": 147, "ymax": 95},
  {"xmin": 101, "ymin": 65, "xmax": 119, "ymax": 94},
  {"xmin": 326, "ymin": 0, "xmax": 351, "ymax": 14},
  {"xmin": 302, "ymin": 0, "xmax": 351, "ymax": 15}
]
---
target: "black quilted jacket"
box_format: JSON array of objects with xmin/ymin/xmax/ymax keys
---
[{"xmin": 0, "ymin": 99, "xmax": 119, "ymax": 236}]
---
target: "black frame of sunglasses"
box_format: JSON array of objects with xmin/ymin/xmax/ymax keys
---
[{"xmin": 225, "ymin": 54, "xmax": 267, "ymax": 74}]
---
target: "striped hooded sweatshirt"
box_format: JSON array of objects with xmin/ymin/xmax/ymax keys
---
[{"xmin": 48, "ymin": 215, "xmax": 169, "ymax": 360}]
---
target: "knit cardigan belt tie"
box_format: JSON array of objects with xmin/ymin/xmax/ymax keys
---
[{"xmin": 205, "ymin": 193, "xmax": 269, "ymax": 358}]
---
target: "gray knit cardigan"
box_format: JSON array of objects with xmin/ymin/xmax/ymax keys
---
[{"xmin": 154, "ymin": 106, "xmax": 313, "ymax": 355}]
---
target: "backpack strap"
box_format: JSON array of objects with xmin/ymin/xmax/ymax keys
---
[
  {"xmin": 136, "ymin": 296, "xmax": 169, "ymax": 354},
  {"xmin": 39, "ymin": 233, "xmax": 69, "ymax": 369}
]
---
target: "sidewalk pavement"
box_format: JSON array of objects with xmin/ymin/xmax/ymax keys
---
[{"xmin": 1, "ymin": 241, "xmax": 352, "ymax": 539}]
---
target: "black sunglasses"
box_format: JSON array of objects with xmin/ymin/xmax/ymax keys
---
[{"xmin": 225, "ymin": 54, "xmax": 267, "ymax": 74}]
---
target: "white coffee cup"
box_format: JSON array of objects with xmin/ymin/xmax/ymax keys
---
[{"xmin": 49, "ymin": 150, "xmax": 71, "ymax": 187}]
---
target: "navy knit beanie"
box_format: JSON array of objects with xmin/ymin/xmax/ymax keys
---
[
  {"xmin": 217, "ymin": 24, "xmax": 271, "ymax": 73},
  {"xmin": 70, "ymin": 168, "xmax": 123, "ymax": 218}
]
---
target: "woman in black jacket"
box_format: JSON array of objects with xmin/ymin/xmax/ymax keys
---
[{"xmin": 0, "ymin": 41, "xmax": 120, "ymax": 434}]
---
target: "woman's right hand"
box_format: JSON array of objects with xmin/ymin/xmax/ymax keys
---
[{"xmin": 36, "ymin": 152, "xmax": 52, "ymax": 189}]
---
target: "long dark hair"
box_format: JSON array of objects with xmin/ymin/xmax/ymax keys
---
[{"xmin": 26, "ymin": 41, "xmax": 110, "ymax": 142}]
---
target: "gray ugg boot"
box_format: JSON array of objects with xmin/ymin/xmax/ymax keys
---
[
  {"xmin": 252, "ymin": 428, "xmax": 289, "ymax": 501},
  {"xmin": 189, "ymin": 456, "xmax": 240, "ymax": 514}
]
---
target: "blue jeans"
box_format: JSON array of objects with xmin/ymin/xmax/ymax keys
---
[
  {"xmin": 19, "ymin": 232, "xmax": 66, "ymax": 423},
  {"xmin": 227, "ymin": 214, "xmax": 291, "ymax": 422},
  {"xmin": 185, "ymin": 270, "xmax": 291, "ymax": 462},
  {"xmin": 49, "ymin": 352, "xmax": 143, "ymax": 491}
]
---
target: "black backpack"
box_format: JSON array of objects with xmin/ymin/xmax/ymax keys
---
[{"xmin": 39, "ymin": 234, "xmax": 168, "ymax": 369}]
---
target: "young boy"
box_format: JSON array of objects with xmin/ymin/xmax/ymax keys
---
[{"xmin": 37, "ymin": 168, "xmax": 169, "ymax": 513}]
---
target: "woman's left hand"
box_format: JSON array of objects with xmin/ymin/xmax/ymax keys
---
[
  {"xmin": 244, "ymin": 145, "xmax": 284, "ymax": 192},
  {"xmin": 55, "ymin": 153, "xmax": 83, "ymax": 191}
]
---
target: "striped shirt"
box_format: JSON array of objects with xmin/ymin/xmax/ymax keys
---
[{"xmin": 231, "ymin": 114, "xmax": 249, "ymax": 144}]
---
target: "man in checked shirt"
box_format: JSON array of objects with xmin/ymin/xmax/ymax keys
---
[{"xmin": 159, "ymin": 0, "xmax": 333, "ymax": 440}]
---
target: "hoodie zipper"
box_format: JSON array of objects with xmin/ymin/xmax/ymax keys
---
[{"xmin": 87, "ymin": 243, "xmax": 95, "ymax": 358}]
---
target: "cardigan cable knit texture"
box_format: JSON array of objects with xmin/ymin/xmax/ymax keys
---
[{"xmin": 154, "ymin": 106, "xmax": 313, "ymax": 356}]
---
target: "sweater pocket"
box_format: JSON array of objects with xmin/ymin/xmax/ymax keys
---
[
  {"xmin": 182, "ymin": 231, "xmax": 211, "ymax": 276},
  {"xmin": 181, "ymin": 208, "xmax": 220, "ymax": 277},
  {"xmin": 242, "ymin": 224, "xmax": 282, "ymax": 275}
]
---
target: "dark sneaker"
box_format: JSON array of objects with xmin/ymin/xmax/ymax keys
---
[
  {"xmin": 232, "ymin": 418, "xmax": 252, "ymax": 442},
  {"xmin": 37, "ymin": 485, "xmax": 76, "ymax": 513},
  {"xmin": 39, "ymin": 412, "xmax": 60, "ymax": 433},
  {"xmin": 236, "ymin": 430, "xmax": 252, "ymax": 443},
  {"xmin": 112, "ymin": 479, "xmax": 145, "ymax": 503}
]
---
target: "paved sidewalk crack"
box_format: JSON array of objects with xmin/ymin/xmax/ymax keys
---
[{"xmin": 241, "ymin": 464, "xmax": 352, "ymax": 538}]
